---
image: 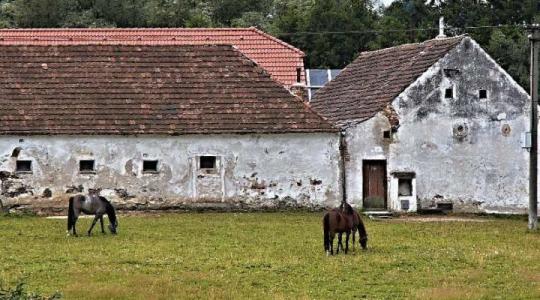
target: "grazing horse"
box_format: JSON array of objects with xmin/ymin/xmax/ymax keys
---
[
  {"xmin": 67, "ymin": 194, "xmax": 118, "ymax": 236},
  {"xmin": 322, "ymin": 204, "xmax": 355, "ymax": 255},
  {"xmin": 340, "ymin": 202, "xmax": 368, "ymax": 250}
]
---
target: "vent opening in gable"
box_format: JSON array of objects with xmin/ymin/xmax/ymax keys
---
[{"xmin": 444, "ymin": 88, "xmax": 454, "ymax": 99}]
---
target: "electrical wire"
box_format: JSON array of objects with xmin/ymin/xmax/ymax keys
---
[{"xmin": 276, "ymin": 24, "xmax": 525, "ymax": 36}]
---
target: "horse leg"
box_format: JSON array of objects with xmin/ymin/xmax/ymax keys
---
[
  {"xmin": 352, "ymin": 227, "xmax": 356, "ymax": 251},
  {"xmin": 338, "ymin": 233, "xmax": 346, "ymax": 255},
  {"xmin": 336, "ymin": 233, "xmax": 341, "ymax": 254},
  {"xmin": 72, "ymin": 217, "xmax": 78, "ymax": 237},
  {"xmin": 329, "ymin": 233, "xmax": 335, "ymax": 255},
  {"xmin": 100, "ymin": 216, "xmax": 105, "ymax": 234},
  {"xmin": 345, "ymin": 231, "xmax": 350, "ymax": 254},
  {"xmin": 87, "ymin": 215, "xmax": 99, "ymax": 236}
]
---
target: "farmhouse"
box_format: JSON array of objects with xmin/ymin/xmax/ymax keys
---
[
  {"xmin": 0, "ymin": 44, "xmax": 340, "ymax": 212},
  {"xmin": 311, "ymin": 35, "xmax": 531, "ymax": 214},
  {"xmin": 0, "ymin": 27, "xmax": 306, "ymax": 89}
]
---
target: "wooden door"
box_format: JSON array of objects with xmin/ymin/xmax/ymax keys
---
[{"xmin": 363, "ymin": 160, "xmax": 387, "ymax": 210}]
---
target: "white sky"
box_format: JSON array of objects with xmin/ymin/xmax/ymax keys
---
[{"xmin": 379, "ymin": 0, "xmax": 395, "ymax": 6}]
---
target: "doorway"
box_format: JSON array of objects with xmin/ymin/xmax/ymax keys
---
[{"xmin": 363, "ymin": 160, "xmax": 387, "ymax": 210}]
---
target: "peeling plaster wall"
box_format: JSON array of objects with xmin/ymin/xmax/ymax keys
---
[
  {"xmin": 0, "ymin": 133, "xmax": 341, "ymax": 211},
  {"xmin": 345, "ymin": 37, "xmax": 531, "ymax": 214}
]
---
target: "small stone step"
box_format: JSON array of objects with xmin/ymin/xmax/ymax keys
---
[{"xmin": 363, "ymin": 211, "xmax": 394, "ymax": 219}]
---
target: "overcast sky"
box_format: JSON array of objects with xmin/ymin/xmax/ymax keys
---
[{"xmin": 379, "ymin": 0, "xmax": 395, "ymax": 6}]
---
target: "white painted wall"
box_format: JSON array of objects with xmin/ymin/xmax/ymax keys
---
[
  {"xmin": 0, "ymin": 133, "xmax": 341, "ymax": 210},
  {"xmin": 344, "ymin": 37, "xmax": 532, "ymax": 214}
]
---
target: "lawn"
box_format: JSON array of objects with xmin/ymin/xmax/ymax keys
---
[{"xmin": 1, "ymin": 213, "xmax": 540, "ymax": 299}]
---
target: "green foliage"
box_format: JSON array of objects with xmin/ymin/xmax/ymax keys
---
[{"xmin": 0, "ymin": 280, "xmax": 61, "ymax": 299}]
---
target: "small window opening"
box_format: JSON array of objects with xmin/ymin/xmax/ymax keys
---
[
  {"xmin": 444, "ymin": 88, "xmax": 454, "ymax": 99},
  {"xmin": 143, "ymin": 160, "xmax": 159, "ymax": 173},
  {"xmin": 398, "ymin": 178, "xmax": 412, "ymax": 196},
  {"xmin": 79, "ymin": 160, "xmax": 95, "ymax": 173},
  {"xmin": 296, "ymin": 67, "xmax": 302, "ymax": 83},
  {"xmin": 200, "ymin": 156, "xmax": 216, "ymax": 169},
  {"xmin": 479, "ymin": 89, "xmax": 487, "ymax": 99},
  {"xmin": 16, "ymin": 160, "xmax": 32, "ymax": 172},
  {"xmin": 383, "ymin": 130, "xmax": 391, "ymax": 139}
]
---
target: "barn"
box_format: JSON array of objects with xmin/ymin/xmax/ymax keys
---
[
  {"xmin": 0, "ymin": 43, "xmax": 340, "ymax": 212},
  {"xmin": 311, "ymin": 35, "xmax": 531, "ymax": 214}
]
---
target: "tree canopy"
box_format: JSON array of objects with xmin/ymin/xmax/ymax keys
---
[{"xmin": 0, "ymin": 0, "xmax": 537, "ymax": 89}]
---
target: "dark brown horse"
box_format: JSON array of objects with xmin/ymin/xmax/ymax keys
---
[
  {"xmin": 341, "ymin": 203, "xmax": 368, "ymax": 250},
  {"xmin": 322, "ymin": 204, "xmax": 356, "ymax": 255}
]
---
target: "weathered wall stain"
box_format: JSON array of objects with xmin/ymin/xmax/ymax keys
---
[
  {"xmin": 0, "ymin": 134, "xmax": 341, "ymax": 212},
  {"xmin": 344, "ymin": 37, "xmax": 532, "ymax": 214}
]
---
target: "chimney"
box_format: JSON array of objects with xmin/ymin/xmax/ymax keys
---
[
  {"xmin": 437, "ymin": 17, "xmax": 447, "ymax": 39},
  {"xmin": 290, "ymin": 82, "xmax": 308, "ymax": 102}
]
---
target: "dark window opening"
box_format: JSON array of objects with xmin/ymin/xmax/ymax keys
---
[
  {"xmin": 398, "ymin": 178, "xmax": 412, "ymax": 196},
  {"xmin": 444, "ymin": 88, "xmax": 454, "ymax": 99},
  {"xmin": 79, "ymin": 160, "xmax": 95, "ymax": 173},
  {"xmin": 200, "ymin": 156, "xmax": 216, "ymax": 169},
  {"xmin": 296, "ymin": 68, "xmax": 302, "ymax": 83},
  {"xmin": 16, "ymin": 160, "xmax": 32, "ymax": 172},
  {"xmin": 383, "ymin": 130, "xmax": 391, "ymax": 139},
  {"xmin": 479, "ymin": 89, "xmax": 487, "ymax": 99},
  {"xmin": 143, "ymin": 160, "xmax": 159, "ymax": 173}
]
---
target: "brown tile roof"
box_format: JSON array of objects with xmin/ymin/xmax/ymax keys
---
[
  {"xmin": 0, "ymin": 27, "xmax": 305, "ymax": 88},
  {"xmin": 0, "ymin": 44, "xmax": 335, "ymax": 135},
  {"xmin": 310, "ymin": 36, "xmax": 465, "ymax": 125}
]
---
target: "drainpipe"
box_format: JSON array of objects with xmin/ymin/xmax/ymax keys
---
[{"xmin": 339, "ymin": 131, "xmax": 347, "ymax": 205}]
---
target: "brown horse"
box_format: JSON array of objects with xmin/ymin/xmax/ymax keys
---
[
  {"xmin": 341, "ymin": 203, "xmax": 368, "ymax": 250},
  {"xmin": 322, "ymin": 203, "xmax": 356, "ymax": 255}
]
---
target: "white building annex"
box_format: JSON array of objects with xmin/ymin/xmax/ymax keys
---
[
  {"xmin": 311, "ymin": 35, "xmax": 532, "ymax": 214},
  {"xmin": 0, "ymin": 43, "xmax": 341, "ymax": 212}
]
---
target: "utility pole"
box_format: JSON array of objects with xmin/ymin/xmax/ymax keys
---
[{"xmin": 528, "ymin": 24, "xmax": 540, "ymax": 231}]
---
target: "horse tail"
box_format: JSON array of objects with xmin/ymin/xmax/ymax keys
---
[
  {"xmin": 67, "ymin": 196, "xmax": 75, "ymax": 231},
  {"xmin": 101, "ymin": 197, "xmax": 117, "ymax": 227},
  {"xmin": 323, "ymin": 212, "xmax": 330, "ymax": 252}
]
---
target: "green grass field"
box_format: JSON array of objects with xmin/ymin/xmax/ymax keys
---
[{"xmin": 1, "ymin": 213, "xmax": 540, "ymax": 299}]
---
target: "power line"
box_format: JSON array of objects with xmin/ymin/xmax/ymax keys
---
[{"xmin": 276, "ymin": 24, "xmax": 524, "ymax": 36}]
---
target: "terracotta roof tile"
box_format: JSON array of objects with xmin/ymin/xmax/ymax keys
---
[
  {"xmin": 311, "ymin": 36, "xmax": 465, "ymax": 125},
  {"xmin": 0, "ymin": 27, "xmax": 305, "ymax": 87},
  {"xmin": 0, "ymin": 44, "xmax": 335, "ymax": 135}
]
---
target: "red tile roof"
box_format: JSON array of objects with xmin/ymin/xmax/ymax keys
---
[
  {"xmin": 311, "ymin": 36, "xmax": 465, "ymax": 125},
  {"xmin": 0, "ymin": 27, "xmax": 305, "ymax": 88},
  {"xmin": 0, "ymin": 44, "xmax": 335, "ymax": 135}
]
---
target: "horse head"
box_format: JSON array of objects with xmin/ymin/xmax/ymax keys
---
[
  {"xmin": 108, "ymin": 221, "xmax": 118, "ymax": 234},
  {"xmin": 360, "ymin": 235, "xmax": 368, "ymax": 250}
]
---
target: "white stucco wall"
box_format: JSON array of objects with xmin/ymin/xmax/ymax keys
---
[
  {"xmin": 0, "ymin": 133, "xmax": 341, "ymax": 211},
  {"xmin": 344, "ymin": 37, "xmax": 532, "ymax": 214}
]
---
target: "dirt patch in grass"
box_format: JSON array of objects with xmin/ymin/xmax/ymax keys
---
[
  {"xmin": 415, "ymin": 286, "xmax": 485, "ymax": 300},
  {"xmin": 387, "ymin": 215, "xmax": 489, "ymax": 222}
]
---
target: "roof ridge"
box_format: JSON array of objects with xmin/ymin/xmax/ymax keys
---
[
  {"xmin": 0, "ymin": 27, "xmax": 255, "ymax": 31},
  {"xmin": 359, "ymin": 35, "xmax": 466, "ymax": 58}
]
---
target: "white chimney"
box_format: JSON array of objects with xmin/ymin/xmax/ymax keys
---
[{"xmin": 437, "ymin": 17, "xmax": 447, "ymax": 39}]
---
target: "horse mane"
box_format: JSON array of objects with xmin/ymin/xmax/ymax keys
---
[
  {"xmin": 340, "ymin": 202, "xmax": 354, "ymax": 215},
  {"xmin": 99, "ymin": 196, "xmax": 117, "ymax": 226}
]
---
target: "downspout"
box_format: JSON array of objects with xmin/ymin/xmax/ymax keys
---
[{"xmin": 339, "ymin": 130, "xmax": 347, "ymax": 205}]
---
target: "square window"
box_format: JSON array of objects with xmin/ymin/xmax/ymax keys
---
[
  {"xmin": 143, "ymin": 160, "xmax": 159, "ymax": 173},
  {"xmin": 444, "ymin": 88, "xmax": 454, "ymax": 99},
  {"xmin": 398, "ymin": 178, "xmax": 412, "ymax": 196},
  {"xmin": 383, "ymin": 130, "xmax": 391, "ymax": 139},
  {"xmin": 200, "ymin": 156, "xmax": 216, "ymax": 169},
  {"xmin": 479, "ymin": 89, "xmax": 487, "ymax": 99},
  {"xmin": 79, "ymin": 160, "xmax": 95, "ymax": 173},
  {"xmin": 16, "ymin": 160, "xmax": 32, "ymax": 172}
]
